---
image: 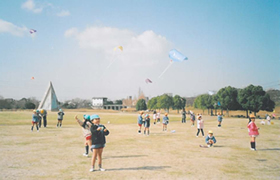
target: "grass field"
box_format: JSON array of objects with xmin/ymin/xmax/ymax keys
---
[{"xmin": 0, "ymin": 110, "xmax": 279, "ymax": 180}]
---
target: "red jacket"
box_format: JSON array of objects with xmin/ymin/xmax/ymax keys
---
[{"xmin": 247, "ymin": 122, "xmax": 259, "ymax": 136}]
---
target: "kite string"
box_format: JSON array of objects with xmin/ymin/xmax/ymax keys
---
[
  {"xmin": 106, "ymin": 50, "xmax": 116, "ymax": 69},
  {"xmin": 158, "ymin": 61, "xmax": 173, "ymax": 78}
]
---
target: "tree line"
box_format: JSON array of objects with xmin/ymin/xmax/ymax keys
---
[{"xmin": 136, "ymin": 84, "xmax": 276, "ymax": 117}]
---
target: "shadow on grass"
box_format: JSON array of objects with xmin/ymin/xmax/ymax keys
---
[
  {"xmin": 104, "ymin": 155, "xmax": 147, "ymax": 159},
  {"xmin": 214, "ymin": 145, "xmax": 224, "ymax": 147},
  {"xmin": 106, "ymin": 166, "xmax": 171, "ymax": 171},
  {"xmin": 257, "ymin": 148, "xmax": 280, "ymax": 151},
  {"xmin": 256, "ymin": 159, "xmax": 267, "ymax": 161}
]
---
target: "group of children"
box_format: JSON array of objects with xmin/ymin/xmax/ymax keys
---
[
  {"xmin": 75, "ymin": 114, "xmax": 110, "ymax": 172},
  {"xmin": 137, "ymin": 111, "xmax": 170, "ymax": 135},
  {"xmin": 31, "ymin": 109, "xmax": 64, "ymax": 132}
]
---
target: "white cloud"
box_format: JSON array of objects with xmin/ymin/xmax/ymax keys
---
[
  {"xmin": 21, "ymin": 0, "xmax": 43, "ymax": 13},
  {"xmin": 65, "ymin": 26, "xmax": 172, "ymax": 66},
  {"xmin": 0, "ymin": 19, "xmax": 28, "ymax": 37},
  {"xmin": 57, "ymin": 10, "xmax": 70, "ymax": 17}
]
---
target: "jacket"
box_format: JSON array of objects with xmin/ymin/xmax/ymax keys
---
[
  {"xmin": 91, "ymin": 124, "xmax": 110, "ymax": 145},
  {"xmin": 247, "ymin": 121, "xmax": 259, "ymax": 136}
]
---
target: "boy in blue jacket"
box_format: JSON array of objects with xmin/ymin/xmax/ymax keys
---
[{"xmin": 205, "ymin": 130, "xmax": 217, "ymax": 147}]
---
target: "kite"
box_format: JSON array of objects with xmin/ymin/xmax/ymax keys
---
[
  {"xmin": 107, "ymin": 45, "xmax": 123, "ymax": 69},
  {"xmin": 31, "ymin": 77, "xmax": 35, "ymax": 80},
  {"xmin": 114, "ymin": 46, "xmax": 123, "ymax": 51},
  {"xmin": 158, "ymin": 49, "xmax": 188, "ymax": 78},
  {"xmin": 145, "ymin": 78, "xmax": 152, "ymax": 84},
  {"xmin": 30, "ymin": 29, "xmax": 37, "ymax": 34},
  {"xmin": 169, "ymin": 49, "xmax": 188, "ymax": 62}
]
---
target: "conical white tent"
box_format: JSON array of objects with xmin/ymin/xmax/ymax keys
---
[{"xmin": 38, "ymin": 81, "xmax": 59, "ymax": 111}]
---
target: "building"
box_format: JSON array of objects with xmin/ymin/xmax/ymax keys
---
[{"xmin": 92, "ymin": 97, "xmax": 108, "ymax": 108}]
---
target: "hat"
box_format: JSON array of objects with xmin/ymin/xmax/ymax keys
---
[
  {"xmin": 249, "ymin": 114, "xmax": 255, "ymax": 118},
  {"xmin": 33, "ymin": 110, "xmax": 36, "ymax": 113},
  {"xmin": 140, "ymin": 111, "xmax": 144, "ymax": 114},
  {"xmin": 208, "ymin": 130, "xmax": 213, "ymax": 134},
  {"xmin": 59, "ymin": 109, "xmax": 63, "ymax": 112},
  {"xmin": 145, "ymin": 114, "xmax": 149, "ymax": 118},
  {"xmin": 165, "ymin": 113, "xmax": 168, "ymax": 116},
  {"xmin": 90, "ymin": 114, "xmax": 100, "ymax": 120},
  {"xmin": 83, "ymin": 114, "xmax": 90, "ymax": 120}
]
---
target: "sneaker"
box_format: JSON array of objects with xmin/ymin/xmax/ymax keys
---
[
  {"xmin": 207, "ymin": 145, "xmax": 211, "ymax": 148},
  {"xmin": 196, "ymin": 136, "xmax": 198, "ymax": 137},
  {"xmin": 99, "ymin": 168, "xmax": 105, "ymax": 171},
  {"xmin": 37, "ymin": 130, "xmax": 39, "ymax": 132},
  {"xmin": 251, "ymin": 148, "xmax": 256, "ymax": 151},
  {"xmin": 83, "ymin": 153, "xmax": 88, "ymax": 157},
  {"xmin": 89, "ymin": 168, "xmax": 95, "ymax": 172}
]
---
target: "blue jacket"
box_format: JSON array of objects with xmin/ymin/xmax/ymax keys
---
[
  {"xmin": 32, "ymin": 114, "xmax": 38, "ymax": 122},
  {"xmin": 138, "ymin": 115, "xmax": 143, "ymax": 124},
  {"xmin": 205, "ymin": 135, "xmax": 216, "ymax": 144}
]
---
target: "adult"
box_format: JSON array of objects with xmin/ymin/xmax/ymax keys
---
[{"xmin": 40, "ymin": 109, "xmax": 48, "ymax": 127}]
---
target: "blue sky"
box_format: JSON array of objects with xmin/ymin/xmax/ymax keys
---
[{"xmin": 0, "ymin": 0, "xmax": 279, "ymax": 101}]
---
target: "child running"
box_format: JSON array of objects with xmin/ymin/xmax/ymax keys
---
[
  {"xmin": 162, "ymin": 113, "xmax": 169, "ymax": 131},
  {"xmin": 31, "ymin": 110, "xmax": 39, "ymax": 132},
  {"xmin": 57, "ymin": 109, "xmax": 65, "ymax": 128},
  {"xmin": 90, "ymin": 114, "xmax": 109, "ymax": 172},
  {"xmin": 144, "ymin": 114, "xmax": 150, "ymax": 135},
  {"xmin": 196, "ymin": 115, "xmax": 204, "ymax": 137},
  {"xmin": 247, "ymin": 114, "xmax": 259, "ymax": 151},
  {"xmin": 75, "ymin": 114, "xmax": 93, "ymax": 157}
]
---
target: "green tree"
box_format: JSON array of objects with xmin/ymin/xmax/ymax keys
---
[
  {"xmin": 216, "ymin": 86, "xmax": 240, "ymax": 117},
  {"xmin": 173, "ymin": 95, "xmax": 186, "ymax": 113},
  {"xmin": 237, "ymin": 84, "xmax": 275, "ymax": 117},
  {"xmin": 147, "ymin": 97, "xmax": 158, "ymax": 110},
  {"xmin": 193, "ymin": 95, "xmax": 207, "ymax": 114},
  {"xmin": 25, "ymin": 102, "xmax": 36, "ymax": 109},
  {"xmin": 157, "ymin": 94, "xmax": 173, "ymax": 113},
  {"xmin": 136, "ymin": 99, "xmax": 147, "ymax": 111}
]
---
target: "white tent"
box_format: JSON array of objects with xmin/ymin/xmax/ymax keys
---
[{"xmin": 38, "ymin": 81, "xmax": 59, "ymax": 111}]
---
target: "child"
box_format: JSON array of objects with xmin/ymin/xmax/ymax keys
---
[
  {"xmin": 90, "ymin": 114, "xmax": 109, "ymax": 172},
  {"xmin": 57, "ymin": 109, "xmax": 65, "ymax": 128},
  {"xmin": 162, "ymin": 113, "xmax": 169, "ymax": 131},
  {"xmin": 75, "ymin": 114, "xmax": 92, "ymax": 157},
  {"xmin": 153, "ymin": 111, "xmax": 157, "ymax": 125},
  {"xmin": 31, "ymin": 110, "xmax": 39, "ymax": 132},
  {"xmin": 137, "ymin": 111, "xmax": 144, "ymax": 134},
  {"xmin": 181, "ymin": 109, "xmax": 186, "ymax": 123},
  {"xmin": 205, "ymin": 130, "xmax": 216, "ymax": 147},
  {"xmin": 144, "ymin": 114, "xmax": 150, "ymax": 135},
  {"xmin": 156, "ymin": 111, "xmax": 161, "ymax": 123},
  {"xmin": 217, "ymin": 112, "xmax": 223, "ymax": 127},
  {"xmin": 196, "ymin": 115, "xmax": 204, "ymax": 137},
  {"xmin": 247, "ymin": 114, "xmax": 259, "ymax": 151},
  {"xmin": 266, "ymin": 115, "xmax": 271, "ymax": 125},
  {"xmin": 190, "ymin": 111, "xmax": 195, "ymax": 127}
]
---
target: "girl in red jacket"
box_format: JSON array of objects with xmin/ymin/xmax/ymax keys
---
[{"xmin": 247, "ymin": 114, "xmax": 259, "ymax": 151}]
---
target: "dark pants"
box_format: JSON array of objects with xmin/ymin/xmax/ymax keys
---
[
  {"xmin": 182, "ymin": 117, "xmax": 186, "ymax": 123},
  {"xmin": 43, "ymin": 116, "xmax": 47, "ymax": 127},
  {"xmin": 38, "ymin": 117, "xmax": 42, "ymax": 128},
  {"xmin": 197, "ymin": 129, "xmax": 204, "ymax": 136}
]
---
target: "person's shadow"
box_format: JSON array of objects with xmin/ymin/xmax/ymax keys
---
[
  {"xmin": 257, "ymin": 148, "xmax": 280, "ymax": 151},
  {"xmin": 106, "ymin": 166, "xmax": 171, "ymax": 171}
]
